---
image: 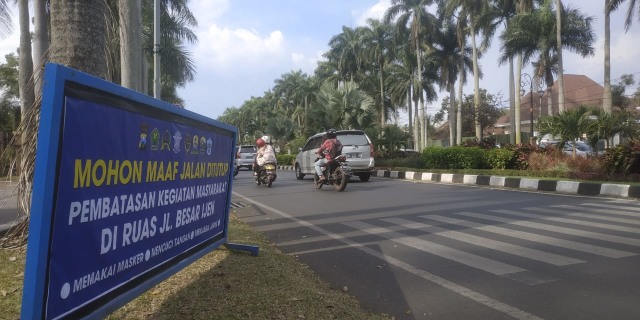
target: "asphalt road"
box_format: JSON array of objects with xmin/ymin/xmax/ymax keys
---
[{"xmin": 231, "ymin": 168, "xmax": 640, "ymax": 320}]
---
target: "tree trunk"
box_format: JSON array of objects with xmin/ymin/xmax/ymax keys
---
[
  {"xmin": 449, "ymin": 81, "xmax": 456, "ymax": 146},
  {"xmin": 50, "ymin": 0, "xmax": 108, "ymax": 79},
  {"xmin": 407, "ymin": 90, "xmax": 413, "ymax": 149},
  {"xmin": 470, "ymin": 21, "xmax": 481, "ymax": 140},
  {"xmin": 515, "ymin": 54, "xmax": 523, "ymax": 144},
  {"xmin": 415, "ymin": 42, "xmax": 425, "ymax": 150},
  {"xmin": 18, "ymin": 0, "xmax": 34, "ymax": 119},
  {"xmin": 32, "ymin": 0, "xmax": 49, "ymax": 99},
  {"xmin": 379, "ymin": 58, "xmax": 385, "ymax": 131},
  {"xmin": 119, "ymin": 0, "xmax": 143, "ymax": 92},
  {"xmin": 603, "ymin": 0, "xmax": 612, "ymax": 114},
  {"xmin": 509, "ymin": 58, "xmax": 515, "ymax": 144},
  {"xmin": 17, "ymin": 0, "xmax": 35, "ymax": 218},
  {"xmin": 456, "ymin": 66, "xmax": 463, "ymax": 145},
  {"xmin": 555, "ymin": 0, "xmax": 565, "ymax": 113}
]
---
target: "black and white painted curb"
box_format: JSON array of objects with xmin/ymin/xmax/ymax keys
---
[{"xmin": 371, "ymin": 170, "xmax": 640, "ymax": 199}]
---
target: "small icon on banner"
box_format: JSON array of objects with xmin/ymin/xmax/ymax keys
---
[
  {"xmin": 150, "ymin": 128, "xmax": 160, "ymax": 150},
  {"xmin": 173, "ymin": 131, "xmax": 182, "ymax": 153},
  {"xmin": 139, "ymin": 123, "xmax": 149, "ymax": 150}
]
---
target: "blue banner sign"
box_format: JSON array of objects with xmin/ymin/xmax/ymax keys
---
[{"xmin": 21, "ymin": 64, "xmax": 237, "ymax": 319}]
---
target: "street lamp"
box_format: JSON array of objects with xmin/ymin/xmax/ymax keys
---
[
  {"xmin": 521, "ymin": 73, "xmax": 544, "ymax": 145},
  {"xmin": 521, "ymin": 73, "xmax": 534, "ymax": 143}
]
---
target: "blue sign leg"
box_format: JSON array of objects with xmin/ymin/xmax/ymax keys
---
[{"xmin": 224, "ymin": 242, "xmax": 259, "ymax": 256}]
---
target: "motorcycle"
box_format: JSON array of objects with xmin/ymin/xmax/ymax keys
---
[
  {"xmin": 255, "ymin": 162, "xmax": 277, "ymax": 188},
  {"xmin": 314, "ymin": 155, "xmax": 350, "ymax": 191}
]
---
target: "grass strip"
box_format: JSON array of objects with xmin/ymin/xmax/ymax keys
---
[{"xmin": 0, "ymin": 214, "xmax": 389, "ymax": 320}]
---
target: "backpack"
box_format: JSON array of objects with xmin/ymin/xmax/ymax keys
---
[{"xmin": 329, "ymin": 138, "xmax": 343, "ymax": 159}]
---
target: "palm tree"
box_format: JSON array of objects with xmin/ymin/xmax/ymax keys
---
[
  {"xmin": 500, "ymin": 1, "xmax": 595, "ymax": 114},
  {"xmin": 0, "ymin": 0, "xmax": 11, "ymax": 38},
  {"xmin": 385, "ymin": 0, "xmax": 437, "ymax": 149},
  {"xmin": 444, "ymin": 0, "xmax": 491, "ymax": 140},
  {"xmin": 360, "ymin": 18, "xmax": 394, "ymax": 131},
  {"xmin": 32, "ymin": 0, "xmax": 49, "ymax": 99},
  {"xmin": 386, "ymin": 58, "xmax": 415, "ymax": 148},
  {"xmin": 18, "ymin": 0, "xmax": 34, "ymax": 119},
  {"xmin": 310, "ymin": 81, "xmax": 376, "ymax": 131},
  {"xmin": 587, "ymin": 108, "xmax": 636, "ymax": 150},
  {"xmin": 555, "ymin": 0, "xmax": 565, "ymax": 113},
  {"xmin": 428, "ymin": 18, "xmax": 473, "ymax": 146},
  {"xmin": 50, "ymin": 1, "xmax": 108, "ymax": 77},
  {"xmin": 119, "ymin": 0, "xmax": 144, "ymax": 92},
  {"xmin": 325, "ymin": 26, "xmax": 365, "ymax": 83},
  {"xmin": 537, "ymin": 105, "xmax": 591, "ymax": 157}
]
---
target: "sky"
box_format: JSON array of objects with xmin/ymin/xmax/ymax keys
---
[{"xmin": 1, "ymin": 0, "xmax": 639, "ymax": 123}]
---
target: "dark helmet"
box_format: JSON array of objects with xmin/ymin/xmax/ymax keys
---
[
  {"xmin": 326, "ymin": 128, "xmax": 337, "ymax": 139},
  {"xmin": 256, "ymin": 138, "xmax": 266, "ymax": 148}
]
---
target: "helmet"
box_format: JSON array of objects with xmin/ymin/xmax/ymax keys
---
[
  {"xmin": 256, "ymin": 138, "xmax": 266, "ymax": 148},
  {"xmin": 326, "ymin": 129, "xmax": 337, "ymax": 139},
  {"xmin": 261, "ymin": 135, "xmax": 271, "ymax": 144}
]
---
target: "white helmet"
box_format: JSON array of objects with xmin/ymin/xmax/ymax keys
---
[{"xmin": 261, "ymin": 135, "xmax": 271, "ymax": 144}]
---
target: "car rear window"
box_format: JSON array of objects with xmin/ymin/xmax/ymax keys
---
[
  {"xmin": 337, "ymin": 133, "xmax": 369, "ymax": 146},
  {"xmin": 239, "ymin": 146, "xmax": 256, "ymax": 153}
]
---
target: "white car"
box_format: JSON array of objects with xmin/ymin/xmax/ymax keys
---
[{"xmin": 295, "ymin": 130, "xmax": 375, "ymax": 182}]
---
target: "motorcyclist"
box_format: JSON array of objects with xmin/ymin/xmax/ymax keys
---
[
  {"xmin": 314, "ymin": 129, "xmax": 341, "ymax": 182},
  {"xmin": 253, "ymin": 136, "xmax": 277, "ymax": 177}
]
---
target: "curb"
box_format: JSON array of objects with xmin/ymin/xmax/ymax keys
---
[{"xmin": 371, "ymin": 170, "xmax": 639, "ymax": 199}]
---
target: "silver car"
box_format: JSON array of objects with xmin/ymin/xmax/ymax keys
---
[
  {"xmin": 295, "ymin": 130, "xmax": 375, "ymax": 182},
  {"xmin": 235, "ymin": 145, "xmax": 257, "ymax": 170},
  {"xmin": 539, "ymin": 140, "xmax": 595, "ymax": 157}
]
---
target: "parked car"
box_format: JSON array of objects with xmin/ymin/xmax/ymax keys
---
[
  {"xmin": 295, "ymin": 130, "xmax": 375, "ymax": 182},
  {"xmin": 538, "ymin": 140, "xmax": 595, "ymax": 157},
  {"xmin": 236, "ymin": 145, "xmax": 257, "ymax": 170}
]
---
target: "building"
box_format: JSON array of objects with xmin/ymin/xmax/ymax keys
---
[{"xmin": 493, "ymin": 74, "xmax": 604, "ymax": 137}]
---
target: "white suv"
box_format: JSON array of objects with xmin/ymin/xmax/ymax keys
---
[{"xmin": 295, "ymin": 130, "xmax": 375, "ymax": 182}]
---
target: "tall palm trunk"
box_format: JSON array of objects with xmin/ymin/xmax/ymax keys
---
[
  {"xmin": 119, "ymin": 0, "xmax": 143, "ymax": 92},
  {"xmin": 603, "ymin": 0, "xmax": 612, "ymax": 113},
  {"xmin": 470, "ymin": 21, "xmax": 481, "ymax": 139},
  {"xmin": 456, "ymin": 64, "xmax": 463, "ymax": 145},
  {"xmin": 515, "ymin": 54, "xmax": 523, "ymax": 144},
  {"xmin": 555, "ymin": 0, "xmax": 565, "ymax": 113},
  {"xmin": 32, "ymin": 0, "xmax": 49, "ymax": 99},
  {"xmin": 413, "ymin": 83, "xmax": 421, "ymax": 149},
  {"xmin": 509, "ymin": 58, "xmax": 515, "ymax": 144},
  {"xmin": 449, "ymin": 81, "xmax": 456, "ymax": 146},
  {"xmin": 547, "ymin": 87, "xmax": 553, "ymax": 115},
  {"xmin": 18, "ymin": 0, "xmax": 34, "ymax": 119},
  {"xmin": 379, "ymin": 57, "xmax": 386, "ymax": 130},
  {"xmin": 415, "ymin": 37, "xmax": 425, "ymax": 149},
  {"xmin": 407, "ymin": 90, "xmax": 413, "ymax": 149},
  {"xmin": 17, "ymin": 0, "xmax": 35, "ymax": 218},
  {"xmin": 50, "ymin": 0, "xmax": 108, "ymax": 79}
]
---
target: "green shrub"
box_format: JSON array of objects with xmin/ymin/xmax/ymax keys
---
[
  {"xmin": 485, "ymin": 148, "xmax": 516, "ymax": 169},
  {"xmin": 423, "ymin": 146, "xmax": 487, "ymax": 169},
  {"xmin": 601, "ymin": 140, "xmax": 640, "ymax": 174},
  {"xmin": 276, "ymin": 154, "xmax": 296, "ymax": 166}
]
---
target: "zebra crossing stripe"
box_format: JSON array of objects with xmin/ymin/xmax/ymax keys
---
[
  {"xmin": 530, "ymin": 206, "xmax": 640, "ymax": 226},
  {"xmin": 423, "ymin": 215, "xmax": 635, "ymax": 258},
  {"xmin": 581, "ymin": 202, "xmax": 640, "ymax": 214},
  {"xmin": 381, "ymin": 217, "xmax": 584, "ymax": 266},
  {"xmin": 459, "ymin": 211, "xmax": 640, "ymax": 247},
  {"xmin": 494, "ymin": 209, "xmax": 640, "ymax": 234},
  {"xmin": 235, "ymin": 191, "xmax": 544, "ymax": 320},
  {"xmin": 342, "ymin": 220, "xmax": 527, "ymax": 276}
]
